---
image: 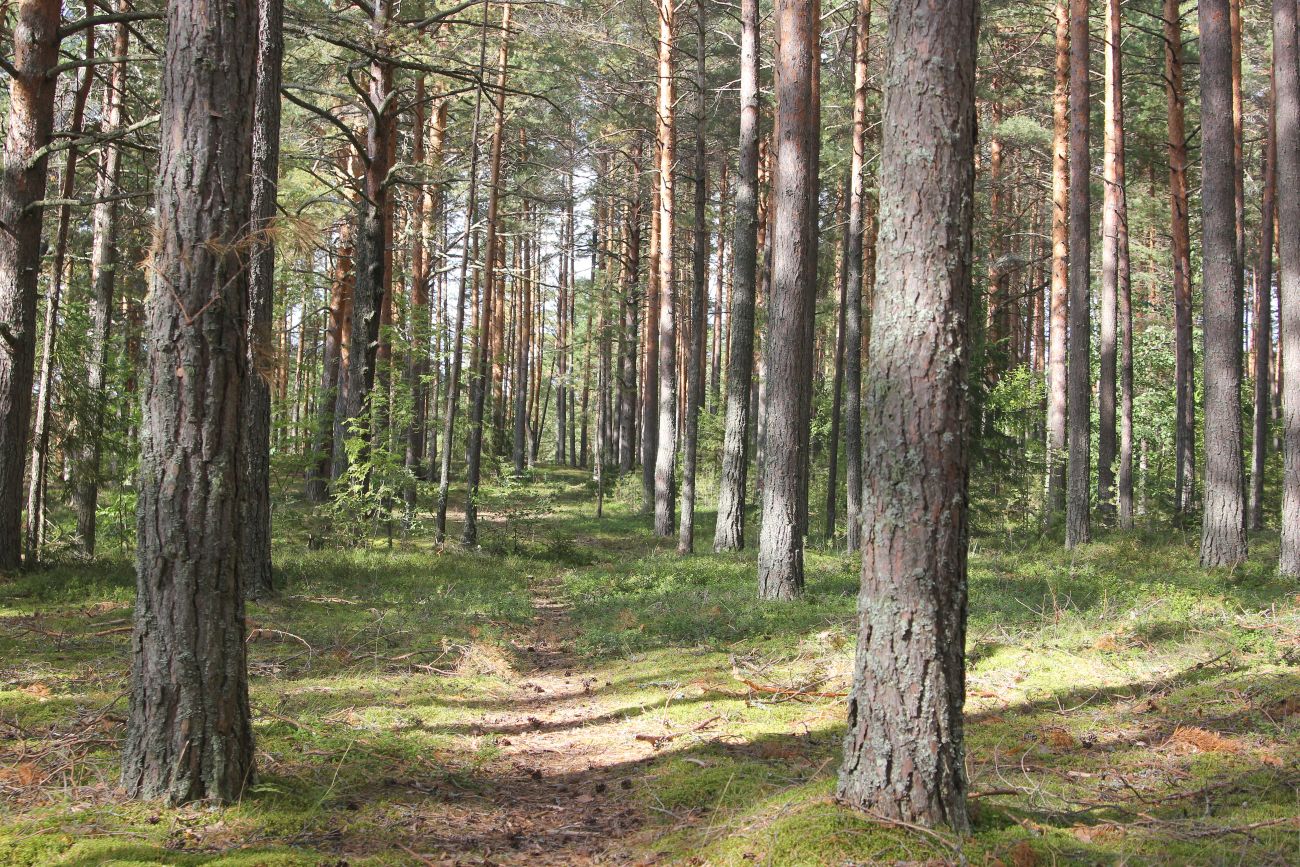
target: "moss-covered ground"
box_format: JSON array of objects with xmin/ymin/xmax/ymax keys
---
[{"xmin": 2, "ymin": 467, "xmax": 1298, "ymax": 864}]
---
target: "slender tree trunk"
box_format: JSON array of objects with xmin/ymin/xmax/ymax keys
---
[
  {"xmin": 678, "ymin": 0, "xmax": 709, "ymax": 554},
  {"xmin": 307, "ymin": 226, "xmax": 353, "ymax": 503},
  {"xmin": 28, "ymin": 3, "xmax": 97, "ymax": 563},
  {"xmin": 843, "ymin": 0, "xmax": 870, "ymax": 554},
  {"xmin": 1046, "ymin": 0, "xmax": 1069, "ymax": 525},
  {"xmin": 825, "ymin": 175, "xmax": 848, "ymax": 542},
  {"xmin": 620, "ymin": 146, "xmax": 643, "ymax": 475},
  {"xmin": 713, "ymin": 0, "xmax": 760, "ymax": 552},
  {"xmin": 1098, "ymin": 0, "xmax": 1123, "ymax": 523},
  {"xmin": 1116, "ymin": 56, "xmax": 1135, "ymax": 530},
  {"xmin": 557, "ymin": 166, "xmax": 571, "ymax": 466},
  {"xmin": 837, "ymin": 0, "xmax": 976, "ymax": 831},
  {"xmin": 652, "ymin": 0, "xmax": 679, "ymax": 536},
  {"xmin": 463, "ymin": 3, "xmax": 511, "ymax": 547},
  {"xmin": 0, "ymin": 0, "xmax": 60, "ymax": 569},
  {"xmin": 337, "ymin": 1, "xmax": 396, "ymax": 482},
  {"xmin": 123, "ymin": 0, "xmax": 258, "ymax": 804},
  {"xmin": 757, "ymin": 0, "xmax": 819, "ymax": 599},
  {"xmin": 710, "ymin": 162, "xmax": 729, "ymax": 412},
  {"xmin": 1167, "ymin": 0, "xmax": 1196, "ymax": 516},
  {"xmin": 240, "ymin": 0, "xmax": 283, "ymax": 597},
  {"xmin": 513, "ymin": 201, "xmax": 532, "ymax": 476},
  {"xmin": 435, "ymin": 8, "xmax": 490, "ymax": 542},
  {"xmin": 1251, "ymin": 72, "xmax": 1276, "ymax": 531},
  {"xmin": 1273, "ymin": 0, "xmax": 1300, "ymax": 574},
  {"xmin": 1064, "ymin": 0, "xmax": 1090, "ymax": 549},
  {"xmin": 1199, "ymin": 0, "xmax": 1247, "ymax": 567},
  {"xmin": 404, "ymin": 79, "xmax": 434, "ymax": 506}
]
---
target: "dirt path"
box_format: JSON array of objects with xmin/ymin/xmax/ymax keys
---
[{"xmin": 400, "ymin": 580, "xmax": 677, "ymax": 865}]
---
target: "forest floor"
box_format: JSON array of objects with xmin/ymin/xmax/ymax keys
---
[{"xmin": 2, "ymin": 466, "xmax": 1299, "ymax": 865}]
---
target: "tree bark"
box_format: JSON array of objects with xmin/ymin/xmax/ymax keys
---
[
  {"xmin": 123, "ymin": 0, "xmax": 258, "ymax": 804},
  {"xmin": 404, "ymin": 79, "xmax": 437, "ymax": 506},
  {"xmin": 1045, "ymin": 0, "xmax": 1069, "ymax": 525},
  {"xmin": 1273, "ymin": 0, "xmax": 1300, "ymax": 575},
  {"xmin": 825, "ymin": 175, "xmax": 849, "ymax": 542},
  {"xmin": 1064, "ymin": 0, "xmax": 1091, "ymax": 549},
  {"xmin": 513, "ymin": 201, "xmax": 532, "ymax": 476},
  {"xmin": 678, "ymin": 0, "xmax": 709, "ymax": 554},
  {"xmin": 1098, "ymin": 0, "xmax": 1123, "ymax": 523},
  {"xmin": 620, "ymin": 145, "xmax": 643, "ymax": 475},
  {"xmin": 28, "ymin": 1, "xmax": 97, "ymax": 563},
  {"xmin": 307, "ymin": 224, "xmax": 353, "ymax": 504},
  {"xmin": 652, "ymin": 0, "xmax": 678, "ymax": 537},
  {"xmin": 837, "ymin": 0, "xmax": 976, "ymax": 832},
  {"xmin": 757, "ymin": 0, "xmax": 819, "ymax": 600},
  {"xmin": 335, "ymin": 1, "xmax": 396, "ymax": 483},
  {"xmin": 842, "ymin": 0, "xmax": 871, "ymax": 553},
  {"xmin": 1199, "ymin": 0, "xmax": 1248, "ymax": 567},
  {"xmin": 1167, "ymin": 0, "xmax": 1196, "ymax": 516},
  {"xmin": 713, "ymin": 0, "xmax": 760, "ymax": 553},
  {"xmin": 1251, "ymin": 71, "xmax": 1276, "ymax": 532},
  {"xmin": 240, "ymin": 0, "xmax": 283, "ymax": 597},
  {"xmin": 710, "ymin": 162, "xmax": 729, "ymax": 413},
  {"xmin": 0, "ymin": 0, "xmax": 61, "ymax": 569}
]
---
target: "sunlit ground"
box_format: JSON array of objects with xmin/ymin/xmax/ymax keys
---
[{"xmin": 1, "ymin": 467, "xmax": 1297, "ymax": 865}]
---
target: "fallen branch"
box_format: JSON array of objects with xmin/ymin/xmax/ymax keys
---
[
  {"xmin": 742, "ymin": 679, "xmax": 846, "ymax": 700},
  {"xmin": 635, "ymin": 715, "xmax": 722, "ymax": 749}
]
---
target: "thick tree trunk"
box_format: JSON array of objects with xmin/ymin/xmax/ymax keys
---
[
  {"xmin": 837, "ymin": 0, "xmax": 976, "ymax": 832},
  {"xmin": 1251, "ymin": 73, "xmax": 1276, "ymax": 532},
  {"xmin": 1273, "ymin": 0, "xmax": 1300, "ymax": 575},
  {"xmin": 1064, "ymin": 0, "xmax": 1090, "ymax": 549},
  {"xmin": 1231, "ymin": 0, "xmax": 1245, "ymax": 274},
  {"xmin": 0, "ymin": 0, "xmax": 60, "ymax": 570},
  {"xmin": 652, "ymin": 0, "xmax": 678, "ymax": 536},
  {"xmin": 1167, "ymin": 0, "xmax": 1196, "ymax": 516},
  {"xmin": 240, "ymin": 0, "xmax": 283, "ymax": 597},
  {"xmin": 678, "ymin": 0, "xmax": 708, "ymax": 554},
  {"xmin": 757, "ymin": 0, "xmax": 819, "ymax": 600},
  {"xmin": 713, "ymin": 0, "xmax": 760, "ymax": 552},
  {"xmin": 1045, "ymin": 0, "xmax": 1069, "ymax": 525},
  {"xmin": 463, "ymin": 4, "xmax": 511, "ymax": 547},
  {"xmin": 1199, "ymin": 0, "xmax": 1247, "ymax": 567},
  {"xmin": 123, "ymin": 0, "xmax": 258, "ymax": 804}
]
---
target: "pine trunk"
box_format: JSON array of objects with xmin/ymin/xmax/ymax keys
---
[
  {"xmin": 1273, "ymin": 0, "xmax": 1300, "ymax": 574},
  {"xmin": 1045, "ymin": 0, "xmax": 1069, "ymax": 525},
  {"xmin": 241, "ymin": 0, "xmax": 283, "ymax": 597},
  {"xmin": 1251, "ymin": 72, "xmax": 1276, "ymax": 531},
  {"xmin": 1199, "ymin": 0, "xmax": 1247, "ymax": 567},
  {"xmin": 837, "ymin": 0, "xmax": 976, "ymax": 831},
  {"xmin": 713, "ymin": 0, "xmax": 760, "ymax": 552},
  {"xmin": 123, "ymin": 0, "xmax": 258, "ymax": 804},
  {"xmin": 0, "ymin": 0, "xmax": 60, "ymax": 569},
  {"xmin": 757, "ymin": 0, "xmax": 819, "ymax": 600}
]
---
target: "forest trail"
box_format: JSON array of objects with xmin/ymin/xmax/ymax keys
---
[{"xmin": 397, "ymin": 573, "xmax": 730, "ymax": 865}]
